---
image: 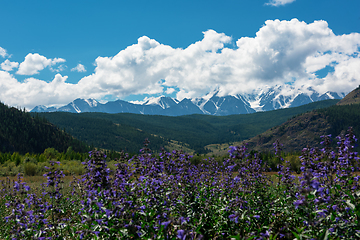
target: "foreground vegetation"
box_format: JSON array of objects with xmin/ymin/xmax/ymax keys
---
[
  {"xmin": 0, "ymin": 147, "xmax": 122, "ymax": 177},
  {"xmin": 1, "ymin": 128, "xmax": 360, "ymax": 239},
  {"xmin": 0, "ymin": 146, "xmax": 301, "ymax": 178}
]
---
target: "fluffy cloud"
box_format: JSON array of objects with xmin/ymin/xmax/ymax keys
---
[
  {"xmin": 0, "ymin": 71, "xmax": 81, "ymax": 109},
  {"xmin": 0, "ymin": 47, "xmax": 7, "ymax": 58},
  {"xmin": 265, "ymin": 0, "xmax": 296, "ymax": 6},
  {"xmin": 165, "ymin": 88, "xmax": 176, "ymax": 94},
  {"xmin": 78, "ymin": 19, "xmax": 360, "ymax": 100},
  {"xmin": 1, "ymin": 59, "xmax": 19, "ymax": 71},
  {"xmin": 50, "ymin": 64, "xmax": 67, "ymax": 73},
  {"xmin": 71, "ymin": 63, "xmax": 86, "ymax": 72},
  {"xmin": 1, "ymin": 19, "xmax": 360, "ymax": 110},
  {"xmin": 77, "ymin": 29, "xmax": 233, "ymax": 100},
  {"xmin": 17, "ymin": 53, "xmax": 66, "ymax": 75}
]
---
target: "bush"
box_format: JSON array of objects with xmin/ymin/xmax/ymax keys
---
[
  {"xmin": 24, "ymin": 162, "xmax": 38, "ymax": 176},
  {"xmin": 0, "ymin": 166, "xmax": 8, "ymax": 176},
  {"xmin": 285, "ymin": 154, "xmax": 301, "ymax": 173},
  {"xmin": 24, "ymin": 157, "xmax": 37, "ymax": 164},
  {"xmin": 1, "ymin": 161, "xmax": 21, "ymax": 176},
  {"xmin": 36, "ymin": 162, "xmax": 52, "ymax": 175},
  {"xmin": 60, "ymin": 160, "xmax": 85, "ymax": 176}
]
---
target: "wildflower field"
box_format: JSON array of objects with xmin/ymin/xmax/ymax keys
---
[{"xmin": 1, "ymin": 128, "xmax": 360, "ymax": 239}]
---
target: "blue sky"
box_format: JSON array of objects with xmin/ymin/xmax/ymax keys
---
[{"xmin": 1, "ymin": 0, "xmax": 360, "ymax": 109}]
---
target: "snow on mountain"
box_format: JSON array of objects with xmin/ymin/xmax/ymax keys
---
[
  {"xmin": 30, "ymin": 86, "xmax": 345, "ymax": 116},
  {"xmin": 54, "ymin": 98, "xmax": 101, "ymax": 113},
  {"xmin": 71, "ymin": 102, "xmax": 82, "ymax": 113},
  {"xmin": 243, "ymin": 85, "xmax": 343, "ymax": 112},
  {"xmin": 192, "ymin": 90, "xmax": 219, "ymax": 114},
  {"xmin": 143, "ymin": 96, "xmax": 179, "ymax": 109},
  {"xmin": 84, "ymin": 98, "xmax": 98, "ymax": 107},
  {"xmin": 31, "ymin": 105, "xmax": 58, "ymax": 112}
]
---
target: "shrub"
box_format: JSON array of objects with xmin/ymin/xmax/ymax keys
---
[
  {"xmin": 285, "ymin": 154, "xmax": 301, "ymax": 173},
  {"xmin": 24, "ymin": 162, "xmax": 38, "ymax": 176},
  {"xmin": 60, "ymin": 160, "xmax": 85, "ymax": 175},
  {"xmin": 1, "ymin": 161, "xmax": 21, "ymax": 176}
]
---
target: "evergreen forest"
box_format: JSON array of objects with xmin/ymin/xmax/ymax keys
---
[
  {"xmin": 0, "ymin": 101, "xmax": 89, "ymax": 154},
  {"xmin": 33, "ymin": 99, "xmax": 340, "ymax": 154}
]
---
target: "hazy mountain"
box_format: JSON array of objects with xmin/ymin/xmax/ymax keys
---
[{"xmin": 31, "ymin": 85, "xmax": 344, "ymax": 116}]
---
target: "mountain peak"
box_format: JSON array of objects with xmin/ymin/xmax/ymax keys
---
[
  {"xmin": 142, "ymin": 96, "xmax": 178, "ymax": 109},
  {"xmin": 84, "ymin": 98, "xmax": 99, "ymax": 107},
  {"xmin": 30, "ymin": 86, "xmax": 345, "ymax": 116}
]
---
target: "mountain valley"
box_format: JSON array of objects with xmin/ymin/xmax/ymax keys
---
[{"xmin": 33, "ymin": 99, "xmax": 340, "ymax": 154}]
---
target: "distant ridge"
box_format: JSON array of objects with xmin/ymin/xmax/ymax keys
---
[{"xmin": 31, "ymin": 86, "xmax": 344, "ymax": 116}]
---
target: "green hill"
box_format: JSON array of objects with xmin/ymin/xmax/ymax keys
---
[
  {"xmin": 244, "ymin": 92, "xmax": 360, "ymax": 153},
  {"xmin": 30, "ymin": 112, "xmax": 168, "ymax": 154},
  {"xmin": 33, "ymin": 99, "xmax": 339, "ymax": 154},
  {"xmin": 336, "ymin": 85, "xmax": 360, "ymax": 106},
  {"xmin": 0, "ymin": 102, "xmax": 89, "ymax": 154}
]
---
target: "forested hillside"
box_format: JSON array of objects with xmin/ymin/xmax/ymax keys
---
[
  {"xmin": 319, "ymin": 103, "xmax": 360, "ymax": 140},
  {"xmin": 34, "ymin": 99, "xmax": 339, "ymax": 154},
  {"xmin": 244, "ymin": 99, "xmax": 360, "ymax": 153},
  {"xmin": 29, "ymin": 112, "xmax": 168, "ymax": 154},
  {"xmin": 0, "ymin": 102, "xmax": 89, "ymax": 154},
  {"xmin": 335, "ymin": 85, "xmax": 360, "ymax": 105}
]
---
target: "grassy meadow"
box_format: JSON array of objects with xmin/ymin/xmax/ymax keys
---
[{"xmin": 0, "ymin": 128, "xmax": 360, "ymax": 239}]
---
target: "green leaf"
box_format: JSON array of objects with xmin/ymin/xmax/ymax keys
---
[
  {"xmin": 331, "ymin": 212, "xmax": 336, "ymax": 221},
  {"xmin": 229, "ymin": 235, "xmax": 241, "ymax": 240},
  {"xmin": 307, "ymin": 194, "xmax": 315, "ymax": 200},
  {"xmin": 291, "ymin": 231, "xmax": 300, "ymax": 239}
]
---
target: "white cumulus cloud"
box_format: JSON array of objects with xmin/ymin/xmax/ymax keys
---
[
  {"xmin": 265, "ymin": 0, "xmax": 296, "ymax": 6},
  {"xmin": 50, "ymin": 64, "xmax": 67, "ymax": 73},
  {"xmin": 0, "ymin": 47, "xmax": 8, "ymax": 58},
  {"xmin": 71, "ymin": 63, "xmax": 86, "ymax": 72},
  {"xmin": 165, "ymin": 88, "xmax": 176, "ymax": 94},
  {"xmin": 0, "ymin": 71, "xmax": 81, "ymax": 109},
  {"xmin": 1, "ymin": 59, "xmax": 19, "ymax": 71},
  {"xmin": 77, "ymin": 19, "xmax": 360, "ymax": 100},
  {"xmin": 77, "ymin": 29, "xmax": 233, "ymax": 100},
  {"xmin": 1, "ymin": 19, "xmax": 360, "ymax": 110},
  {"xmin": 16, "ymin": 53, "xmax": 66, "ymax": 75}
]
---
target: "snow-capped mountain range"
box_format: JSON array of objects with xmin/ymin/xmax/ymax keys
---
[{"xmin": 31, "ymin": 86, "xmax": 345, "ymax": 116}]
